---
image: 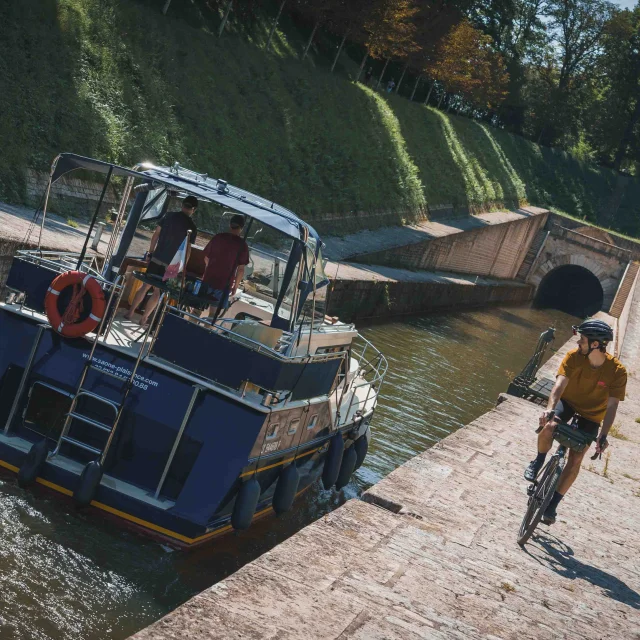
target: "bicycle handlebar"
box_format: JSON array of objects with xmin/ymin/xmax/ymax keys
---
[
  {"xmin": 590, "ymin": 436, "xmax": 608, "ymax": 461},
  {"xmin": 535, "ymin": 418, "xmax": 607, "ymax": 460}
]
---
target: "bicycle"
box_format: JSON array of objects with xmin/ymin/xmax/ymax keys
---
[{"xmin": 517, "ymin": 416, "xmax": 599, "ymax": 547}]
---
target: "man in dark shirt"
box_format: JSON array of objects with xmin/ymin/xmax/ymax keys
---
[
  {"xmin": 125, "ymin": 195, "xmax": 198, "ymax": 326},
  {"xmin": 201, "ymin": 213, "xmax": 250, "ymax": 318}
]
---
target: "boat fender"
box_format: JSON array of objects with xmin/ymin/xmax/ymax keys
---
[
  {"xmin": 322, "ymin": 433, "xmax": 344, "ymax": 490},
  {"xmin": 17, "ymin": 439, "xmax": 49, "ymax": 488},
  {"xmin": 45, "ymin": 271, "xmax": 106, "ymax": 338},
  {"xmin": 353, "ymin": 434, "xmax": 369, "ymax": 470},
  {"xmin": 335, "ymin": 444, "xmax": 358, "ymax": 490},
  {"xmin": 74, "ymin": 460, "xmax": 104, "ymax": 507},
  {"xmin": 272, "ymin": 463, "xmax": 300, "ymax": 515},
  {"xmin": 232, "ymin": 477, "xmax": 261, "ymax": 531}
]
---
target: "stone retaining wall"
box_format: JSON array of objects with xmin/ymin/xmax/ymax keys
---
[
  {"xmin": 326, "ymin": 277, "xmax": 534, "ymax": 322},
  {"xmin": 0, "ymin": 238, "xmax": 22, "ymax": 294},
  {"xmin": 26, "ymin": 169, "xmax": 124, "ymax": 220},
  {"xmin": 352, "ymin": 213, "xmax": 547, "ymax": 281}
]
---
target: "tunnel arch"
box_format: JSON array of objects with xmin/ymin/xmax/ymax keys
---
[{"xmin": 534, "ymin": 265, "xmax": 604, "ymax": 317}]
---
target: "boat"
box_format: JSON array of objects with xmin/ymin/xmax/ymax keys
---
[{"xmin": 0, "ymin": 153, "xmax": 387, "ymax": 548}]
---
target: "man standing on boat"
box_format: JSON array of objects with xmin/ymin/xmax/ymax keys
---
[
  {"xmin": 125, "ymin": 195, "xmax": 198, "ymax": 326},
  {"xmin": 201, "ymin": 213, "xmax": 250, "ymax": 319}
]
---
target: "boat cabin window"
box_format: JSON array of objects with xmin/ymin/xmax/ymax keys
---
[
  {"xmin": 266, "ymin": 423, "xmax": 279, "ymax": 440},
  {"xmin": 287, "ymin": 419, "xmax": 300, "ymax": 435},
  {"xmin": 140, "ymin": 187, "xmax": 169, "ymax": 222},
  {"xmin": 307, "ymin": 414, "xmax": 318, "ymax": 430}
]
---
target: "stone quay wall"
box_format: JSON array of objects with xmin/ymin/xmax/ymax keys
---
[{"xmin": 326, "ymin": 276, "xmax": 534, "ymax": 322}]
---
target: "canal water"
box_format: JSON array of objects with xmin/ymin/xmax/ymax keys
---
[{"xmin": 0, "ymin": 305, "xmax": 577, "ymax": 640}]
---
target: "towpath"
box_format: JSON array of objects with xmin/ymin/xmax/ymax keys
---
[{"xmin": 130, "ymin": 316, "xmax": 640, "ymax": 637}]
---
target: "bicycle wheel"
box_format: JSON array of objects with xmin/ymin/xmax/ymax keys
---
[{"xmin": 517, "ymin": 456, "xmax": 562, "ymax": 547}]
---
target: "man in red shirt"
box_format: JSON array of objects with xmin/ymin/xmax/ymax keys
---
[{"xmin": 201, "ymin": 214, "xmax": 250, "ymax": 318}]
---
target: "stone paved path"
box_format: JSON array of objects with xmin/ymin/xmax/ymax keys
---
[
  {"xmin": 130, "ymin": 297, "xmax": 640, "ymax": 639},
  {"xmin": 322, "ymin": 207, "xmax": 548, "ymax": 261}
]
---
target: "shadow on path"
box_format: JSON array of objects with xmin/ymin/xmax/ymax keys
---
[{"xmin": 528, "ymin": 533, "xmax": 640, "ymax": 609}]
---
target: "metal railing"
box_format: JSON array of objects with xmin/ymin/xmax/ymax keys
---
[
  {"xmin": 335, "ymin": 332, "xmax": 388, "ymax": 427},
  {"xmin": 13, "ymin": 250, "xmax": 106, "ymax": 283},
  {"xmin": 507, "ymin": 326, "xmax": 555, "ymax": 398}
]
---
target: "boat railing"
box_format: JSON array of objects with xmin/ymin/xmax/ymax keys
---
[
  {"xmin": 13, "ymin": 250, "xmax": 106, "ymax": 283},
  {"xmin": 335, "ymin": 332, "xmax": 388, "ymax": 427}
]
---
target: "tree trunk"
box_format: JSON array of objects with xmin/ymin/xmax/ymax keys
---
[
  {"xmin": 356, "ymin": 51, "xmax": 368, "ymax": 83},
  {"xmin": 218, "ymin": 0, "xmax": 233, "ymax": 37},
  {"xmin": 330, "ymin": 31, "xmax": 348, "ymax": 73},
  {"xmin": 409, "ymin": 74, "xmax": 421, "ymax": 101},
  {"xmin": 613, "ymin": 94, "xmax": 640, "ymax": 171},
  {"xmin": 536, "ymin": 125, "xmax": 545, "ymax": 145},
  {"xmin": 437, "ymin": 89, "xmax": 445, "ymax": 109},
  {"xmin": 375, "ymin": 58, "xmax": 390, "ymax": 91},
  {"xmin": 424, "ymin": 80, "xmax": 435, "ymax": 105},
  {"xmin": 266, "ymin": 0, "xmax": 286, "ymax": 52},
  {"xmin": 395, "ymin": 62, "xmax": 409, "ymax": 94},
  {"xmin": 162, "ymin": 0, "xmax": 172, "ymax": 15},
  {"xmin": 302, "ymin": 19, "xmax": 320, "ymax": 60}
]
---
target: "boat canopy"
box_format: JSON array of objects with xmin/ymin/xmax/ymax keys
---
[
  {"xmin": 48, "ymin": 153, "xmax": 328, "ymax": 332},
  {"xmin": 50, "ymin": 153, "xmax": 320, "ymax": 245}
]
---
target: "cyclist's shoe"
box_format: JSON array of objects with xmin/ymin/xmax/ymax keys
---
[
  {"xmin": 541, "ymin": 506, "xmax": 557, "ymax": 525},
  {"xmin": 524, "ymin": 459, "xmax": 543, "ymax": 482}
]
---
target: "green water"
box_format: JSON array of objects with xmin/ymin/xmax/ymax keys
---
[{"xmin": 0, "ymin": 305, "xmax": 577, "ymax": 639}]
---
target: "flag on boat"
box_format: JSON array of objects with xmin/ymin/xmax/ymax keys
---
[{"xmin": 162, "ymin": 237, "xmax": 188, "ymax": 281}]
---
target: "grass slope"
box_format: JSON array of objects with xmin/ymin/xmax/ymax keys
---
[{"xmin": 1, "ymin": 0, "xmax": 639, "ymax": 236}]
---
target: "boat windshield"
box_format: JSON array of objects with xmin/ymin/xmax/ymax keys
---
[{"xmin": 241, "ymin": 221, "xmax": 300, "ymax": 324}]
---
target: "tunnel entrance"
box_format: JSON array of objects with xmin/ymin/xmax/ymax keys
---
[{"xmin": 534, "ymin": 265, "xmax": 604, "ymax": 317}]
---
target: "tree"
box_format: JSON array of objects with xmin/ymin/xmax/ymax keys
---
[
  {"xmin": 266, "ymin": 0, "xmax": 287, "ymax": 51},
  {"xmin": 218, "ymin": 0, "xmax": 234, "ymax": 37},
  {"xmin": 360, "ymin": 0, "xmax": 419, "ymax": 85},
  {"xmin": 428, "ymin": 20, "xmax": 509, "ymax": 110},
  {"xmin": 323, "ymin": 0, "xmax": 370, "ymax": 74},
  {"xmin": 295, "ymin": 0, "xmax": 336, "ymax": 60},
  {"xmin": 471, "ymin": 0, "xmax": 547, "ymax": 133},
  {"xmin": 520, "ymin": 0, "xmax": 615, "ymax": 147},
  {"xmin": 592, "ymin": 7, "xmax": 640, "ymax": 170},
  {"xmin": 547, "ymin": 0, "xmax": 616, "ymax": 93}
]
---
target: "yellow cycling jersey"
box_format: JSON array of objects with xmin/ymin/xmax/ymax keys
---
[{"xmin": 557, "ymin": 349, "xmax": 627, "ymax": 423}]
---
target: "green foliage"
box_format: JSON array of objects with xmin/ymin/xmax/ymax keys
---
[
  {"xmin": 569, "ymin": 132, "xmax": 597, "ymax": 165},
  {"xmin": 1, "ymin": 0, "xmax": 640, "ymax": 237}
]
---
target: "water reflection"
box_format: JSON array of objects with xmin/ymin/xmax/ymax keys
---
[{"xmin": 0, "ymin": 305, "xmax": 577, "ymax": 639}]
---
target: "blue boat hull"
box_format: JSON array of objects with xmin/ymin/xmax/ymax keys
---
[{"xmin": 0, "ymin": 307, "xmax": 368, "ymax": 548}]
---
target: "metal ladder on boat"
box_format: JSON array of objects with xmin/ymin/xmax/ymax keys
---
[{"xmin": 50, "ymin": 275, "xmax": 166, "ymax": 465}]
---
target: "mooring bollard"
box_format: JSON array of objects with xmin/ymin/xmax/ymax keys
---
[{"xmin": 91, "ymin": 222, "xmax": 106, "ymax": 251}]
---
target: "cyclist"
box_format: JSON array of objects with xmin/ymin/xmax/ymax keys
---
[{"xmin": 524, "ymin": 319, "xmax": 627, "ymax": 524}]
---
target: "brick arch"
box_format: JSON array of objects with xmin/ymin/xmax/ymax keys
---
[{"xmin": 529, "ymin": 253, "xmax": 620, "ymax": 309}]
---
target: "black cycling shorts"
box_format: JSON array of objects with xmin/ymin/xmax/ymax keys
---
[{"xmin": 553, "ymin": 400, "xmax": 600, "ymax": 437}]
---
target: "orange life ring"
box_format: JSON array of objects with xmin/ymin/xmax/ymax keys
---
[{"xmin": 45, "ymin": 271, "xmax": 106, "ymax": 338}]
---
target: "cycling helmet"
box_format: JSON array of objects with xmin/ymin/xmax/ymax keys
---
[{"xmin": 572, "ymin": 319, "xmax": 613, "ymax": 344}]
